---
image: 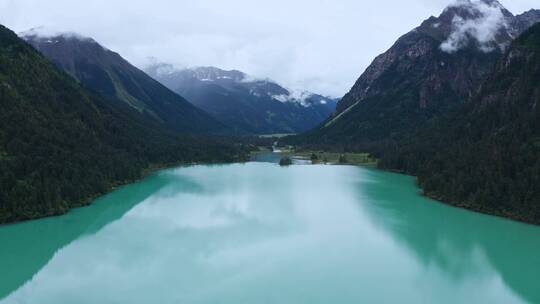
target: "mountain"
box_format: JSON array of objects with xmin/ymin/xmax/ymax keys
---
[
  {"xmin": 297, "ymin": 0, "xmax": 540, "ymax": 151},
  {"xmin": 146, "ymin": 65, "xmax": 338, "ymax": 134},
  {"xmin": 21, "ymin": 30, "xmax": 225, "ymax": 134},
  {"xmin": 511, "ymin": 9, "xmax": 540, "ymax": 34},
  {"xmin": 380, "ymin": 22, "xmax": 540, "ymax": 224},
  {"xmin": 0, "ymin": 25, "xmax": 246, "ymax": 224}
]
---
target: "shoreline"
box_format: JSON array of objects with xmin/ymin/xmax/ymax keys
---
[
  {"xmin": 5, "ymin": 151, "xmax": 537, "ymax": 228},
  {"xmin": 0, "ymin": 158, "xmax": 247, "ymax": 227},
  {"xmin": 423, "ymin": 192, "xmax": 540, "ymax": 227},
  {"xmin": 267, "ymin": 149, "xmax": 540, "ymax": 227}
]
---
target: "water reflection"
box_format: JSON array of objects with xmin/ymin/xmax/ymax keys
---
[
  {"xmin": 0, "ymin": 162, "xmax": 538, "ymax": 303},
  {"xmin": 0, "ymin": 174, "xmax": 175, "ymax": 298},
  {"xmin": 356, "ymin": 169, "xmax": 540, "ymax": 304}
]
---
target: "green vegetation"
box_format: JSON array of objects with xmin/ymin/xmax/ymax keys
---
[
  {"xmin": 288, "ymin": 33, "xmax": 501, "ymax": 156},
  {"xmin": 25, "ymin": 34, "xmax": 225, "ymax": 134},
  {"xmin": 310, "ymin": 153, "xmax": 318, "ymax": 163},
  {"xmin": 291, "ymin": 151, "xmax": 377, "ymax": 166},
  {"xmin": 286, "ymin": 23, "xmax": 540, "ymax": 225},
  {"xmin": 381, "ymin": 24, "xmax": 540, "ymax": 224},
  {"xmin": 0, "ymin": 150, "xmax": 8, "ymax": 161},
  {"xmin": 0, "ymin": 25, "xmax": 248, "ymax": 224},
  {"xmin": 260, "ymin": 149, "xmax": 377, "ymax": 166},
  {"xmin": 279, "ymin": 157, "xmax": 293, "ymax": 166}
]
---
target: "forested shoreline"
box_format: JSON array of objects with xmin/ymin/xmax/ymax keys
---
[
  {"xmin": 0, "ymin": 25, "xmax": 249, "ymax": 224},
  {"xmin": 288, "ymin": 23, "xmax": 540, "ymax": 225}
]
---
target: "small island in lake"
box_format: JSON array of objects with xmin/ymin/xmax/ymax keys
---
[{"xmin": 279, "ymin": 157, "xmax": 293, "ymax": 166}]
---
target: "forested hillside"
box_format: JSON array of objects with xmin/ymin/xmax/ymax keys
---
[
  {"xmin": 0, "ymin": 25, "xmax": 247, "ymax": 224},
  {"xmin": 292, "ymin": 1, "xmax": 540, "ymax": 154},
  {"xmin": 380, "ymin": 23, "xmax": 540, "ymax": 223},
  {"xmin": 23, "ymin": 32, "xmax": 226, "ymax": 134},
  {"xmin": 286, "ymin": 1, "xmax": 540, "ymax": 224}
]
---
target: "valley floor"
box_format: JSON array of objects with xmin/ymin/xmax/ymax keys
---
[{"xmin": 250, "ymin": 148, "xmax": 377, "ymax": 166}]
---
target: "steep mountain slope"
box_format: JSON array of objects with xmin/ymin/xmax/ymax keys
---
[
  {"xmin": 510, "ymin": 9, "xmax": 540, "ymax": 34},
  {"xmin": 146, "ymin": 65, "xmax": 338, "ymax": 134},
  {"xmin": 298, "ymin": 0, "xmax": 540, "ymax": 151},
  {"xmin": 380, "ymin": 22, "xmax": 540, "ymax": 224},
  {"xmin": 22, "ymin": 31, "xmax": 225, "ymax": 134},
  {"xmin": 0, "ymin": 25, "xmax": 245, "ymax": 224}
]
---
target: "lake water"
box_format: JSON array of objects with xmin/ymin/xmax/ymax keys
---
[{"xmin": 1, "ymin": 154, "xmax": 540, "ymax": 303}]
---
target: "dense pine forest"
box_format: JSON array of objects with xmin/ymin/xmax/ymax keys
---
[
  {"xmin": 380, "ymin": 23, "xmax": 540, "ymax": 224},
  {"xmin": 0, "ymin": 25, "xmax": 248, "ymax": 224}
]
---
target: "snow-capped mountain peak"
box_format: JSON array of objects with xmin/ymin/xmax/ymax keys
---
[
  {"xmin": 147, "ymin": 64, "xmax": 336, "ymax": 108},
  {"xmin": 145, "ymin": 64, "xmax": 339, "ymax": 134}
]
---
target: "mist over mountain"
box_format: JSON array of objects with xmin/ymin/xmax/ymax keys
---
[
  {"xmin": 1, "ymin": 0, "xmax": 540, "ymax": 302},
  {"xmin": 381, "ymin": 22, "xmax": 540, "ymax": 224},
  {"xmin": 21, "ymin": 30, "xmax": 226, "ymax": 134},
  {"xmin": 146, "ymin": 64, "xmax": 338, "ymax": 134},
  {"xmin": 0, "ymin": 24, "xmax": 247, "ymax": 224},
  {"xmin": 288, "ymin": 0, "xmax": 540, "ymax": 223},
  {"xmin": 298, "ymin": 0, "xmax": 540, "ymax": 151}
]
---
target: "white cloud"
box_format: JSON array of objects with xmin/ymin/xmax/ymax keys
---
[
  {"xmin": 440, "ymin": 0, "xmax": 510, "ymax": 53},
  {"xmin": 0, "ymin": 0, "xmax": 538, "ymax": 96}
]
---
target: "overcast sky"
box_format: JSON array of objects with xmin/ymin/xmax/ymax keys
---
[{"xmin": 0, "ymin": 0, "xmax": 538, "ymax": 96}]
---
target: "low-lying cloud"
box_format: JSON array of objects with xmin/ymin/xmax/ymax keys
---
[
  {"xmin": 441, "ymin": 0, "xmax": 510, "ymax": 53},
  {"xmin": 1, "ymin": 0, "xmax": 538, "ymax": 96}
]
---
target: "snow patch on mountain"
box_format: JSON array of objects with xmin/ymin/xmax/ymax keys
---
[
  {"xmin": 146, "ymin": 63, "xmax": 337, "ymax": 108},
  {"xmin": 271, "ymin": 90, "xmax": 331, "ymax": 108},
  {"xmin": 271, "ymin": 91, "xmax": 313, "ymax": 107},
  {"xmin": 271, "ymin": 94, "xmax": 289, "ymax": 103},
  {"xmin": 288, "ymin": 90, "xmax": 315, "ymax": 107}
]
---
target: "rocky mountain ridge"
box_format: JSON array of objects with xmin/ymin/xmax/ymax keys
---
[
  {"xmin": 147, "ymin": 64, "xmax": 338, "ymax": 134},
  {"xmin": 22, "ymin": 31, "xmax": 226, "ymax": 134},
  {"xmin": 300, "ymin": 0, "xmax": 540, "ymax": 152}
]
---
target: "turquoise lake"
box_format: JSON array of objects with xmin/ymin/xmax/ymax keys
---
[{"xmin": 1, "ymin": 154, "xmax": 540, "ymax": 303}]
